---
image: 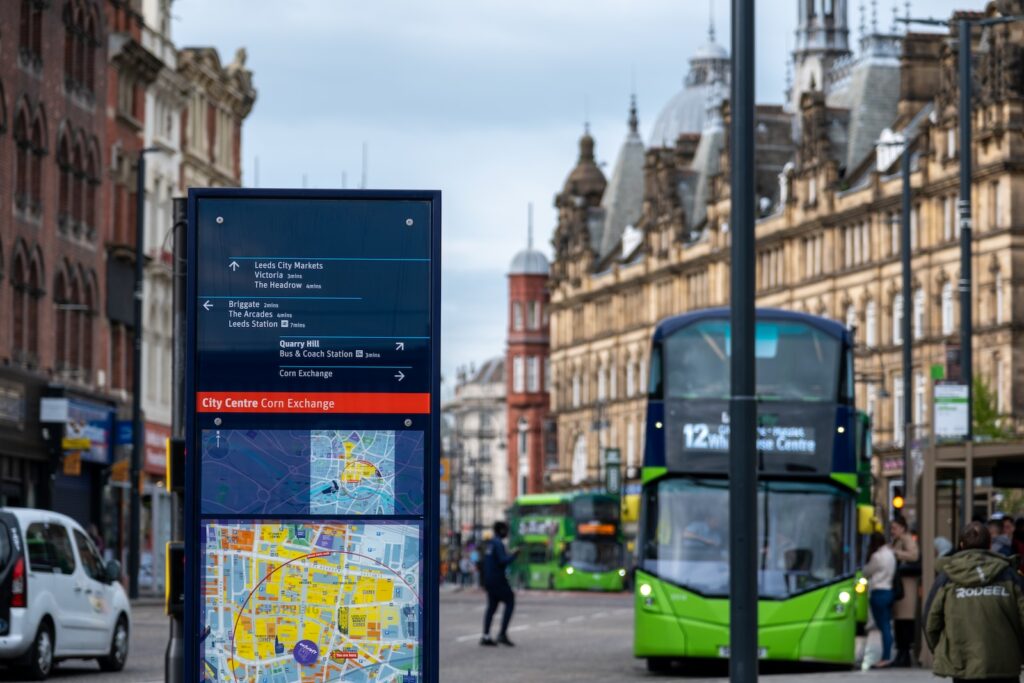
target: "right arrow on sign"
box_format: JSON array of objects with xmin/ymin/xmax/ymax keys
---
[{"xmin": 394, "ymin": 371, "xmax": 405, "ymax": 382}]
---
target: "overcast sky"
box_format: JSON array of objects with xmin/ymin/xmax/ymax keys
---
[{"xmin": 175, "ymin": 0, "xmax": 980, "ymax": 390}]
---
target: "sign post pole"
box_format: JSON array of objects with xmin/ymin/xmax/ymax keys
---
[{"xmin": 185, "ymin": 189, "xmax": 441, "ymax": 683}]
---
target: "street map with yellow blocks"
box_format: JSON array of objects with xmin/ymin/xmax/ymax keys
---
[{"xmin": 200, "ymin": 521, "xmax": 421, "ymax": 682}]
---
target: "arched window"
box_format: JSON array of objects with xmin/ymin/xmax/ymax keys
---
[
  {"xmin": 57, "ymin": 129, "xmax": 71, "ymax": 222},
  {"xmin": 12, "ymin": 249, "xmax": 27, "ymax": 356},
  {"xmin": 71, "ymin": 137, "xmax": 84, "ymax": 228},
  {"xmin": 67, "ymin": 270, "xmax": 81, "ymax": 370},
  {"xmin": 20, "ymin": 0, "xmax": 44, "ymax": 62},
  {"xmin": 941, "ymin": 282, "xmax": 954, "ymax": 335},
  {"xmin": 85, "ymin": 12, "xmax": 98, "ymax": 92},
  {"xmin": 85, "ymin": 144, "xmax": 99, "ymax": 234},
  {"xmin": 892, "ymin": 294, "xmax": 904, "ymax": 345},
  {"xmin": 994, "ymin": 271, "xmax": 1004, "ymax": 325},
  {"xmin": 912, "ymin": 288, "xmax": 925, "ymax": 340},
  {"xmin": 30, "ymin": 109, "xmax": 46, "ymax": 207},
  {"xmin": 54, "ymin": 270, "xmax": 68, "ymax": 368},
  {"xmin": 571, "ymin": 435, "xmax": 588, "ymax": 485},
  {"xmin": 14, "ymin": 107, "xmax": 29, "ymax": 204},
  {"xmin": 27, "ymin": 253, "xmax": 42, "ymax": 361},
  {"xmin": 864, "ymin": 300, "xmax": 877, "ymax": 348},
  {"xmin": 81, "ymin": 273, "xmax": 95, "ymax": 377}
]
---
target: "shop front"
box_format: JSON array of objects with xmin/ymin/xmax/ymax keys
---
[
  {"xmin": 0, "ymin": 369, "xmax": 47, "ymax": 507},
  {"xmin": 142, "ymin": 421, "xmax": 173, "ymax": 595}
]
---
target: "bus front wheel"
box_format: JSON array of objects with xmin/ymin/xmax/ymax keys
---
[{"xmin": 646, "ymin": 658, "xmax": 673, "ymax": 674}]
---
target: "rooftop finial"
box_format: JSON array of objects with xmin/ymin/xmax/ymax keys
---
[
  {"xmin": 708, "ymin": 0, "xmax": 715, "ymax": 43},
  {"xmin": 905, "ymin": 0, "xmax": 911, "ymax": 32},
  {"xmin": 527, "ymin": 202, "xmax": 534, "ymax": 250},
  {"xmin": 859, "ymin": 1, "xmax": 866, "ymax": 38},
  {"xmin": 891, "ymin": 2, "xmax": 898, "ymax": 33},
  {"xmin": 584, "ymin": 94, "xmax": 590, "ymax": 135},
  {"xmin": 628, "ymin": 93, "xmax": 638, "ymax": 133},
  {"xmin": 871, "ymin": 0, "xmax": 878, "ymax": 33}
]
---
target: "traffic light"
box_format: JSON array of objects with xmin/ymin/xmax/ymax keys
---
[
  {"xmin": 165, "ymin": 541, "xmax": 184, "ymax": 616},
  {"xmin": 891, "ymin": 487, "xmax": 905, "ymax": 512},
  {"xmin": 166, "ymin": 438, "xmax": 185, "ymax": 494}
]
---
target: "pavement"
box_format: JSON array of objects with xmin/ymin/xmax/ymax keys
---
[{"xmin": 5, "ymin": 590, "xmax": 1016, "ymax": 682}]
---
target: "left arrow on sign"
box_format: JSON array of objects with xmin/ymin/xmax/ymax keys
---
[{"xmin": 203, "ymin": 300, "xmax": 213, "ymax": 311}]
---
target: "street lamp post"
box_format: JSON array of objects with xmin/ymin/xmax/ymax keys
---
[
  {"xmin": 730, "ymin": 0, "xmax": 757, "ymax": 680},
  {"xmin": 129, "ymin": 146, "xmax": 161, "ymax": 600}
]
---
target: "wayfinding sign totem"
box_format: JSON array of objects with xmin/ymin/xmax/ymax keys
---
[{"xmin": 185, "ymin": 189, "xmax": 441, "ymax": 683}]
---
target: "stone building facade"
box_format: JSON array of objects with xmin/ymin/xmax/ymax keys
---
[
  {"xmin": 444, "ymin": 359, "xmax": 508, "ymax": 541},
  {"xmin": 547, "ymin": 0, "xmax": 1024, "ymax": 528},
  {"xmin": 177, "ymin": 47, "xmax": 255, "ymax": 190}
]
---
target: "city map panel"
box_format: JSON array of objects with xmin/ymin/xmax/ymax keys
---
[
  {"xmin": 200, "ymin": 521, "xmax": 421, "ymax": 682},
  {"xmin": 200, "ymin": 429, "xmax": 424, "ymax": 515}
]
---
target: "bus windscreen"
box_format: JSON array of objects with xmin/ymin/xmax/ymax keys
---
[{"xmin": 663, "ymin": 320, "xmax": 842, "ymax": 402}]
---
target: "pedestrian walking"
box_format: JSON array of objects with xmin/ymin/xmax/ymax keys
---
[
  {"xmin": 863, "ymin": 531, "xmax": 897, "ymax": 667},
  {"xmin": 480, "ymin": 521, "xmax": 518, "ymax": 647},
  {"xmin": 459, "ymin": 555, "xmax": 473, "ymax": 587},
  {"xmin": 890, "ymin": 517, "xmax": 920, "ymax": 668},
  {"xmin": 988, "ymin": 513, "xmax": 1012, "ymax": 556},
  {"xmin": 924, "ymin": 521, "xmax": 1024, "ymax": 683}
]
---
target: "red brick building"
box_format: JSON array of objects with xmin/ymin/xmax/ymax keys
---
[
  {"xmin": 0, "ymin": 0, "xmax": 120, "ymax": 515},
  {"xmin": 506, "ymin": 221, "xmax": 552, "ymax": 497}
]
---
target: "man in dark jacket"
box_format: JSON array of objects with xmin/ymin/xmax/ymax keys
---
[
  {"xmin": 924, "ymin": 521, "xmax": 1024, "ymax": 683},
  {"xmin": 480, "ymin": 521, "xmax": 518, "ymax": 647}
]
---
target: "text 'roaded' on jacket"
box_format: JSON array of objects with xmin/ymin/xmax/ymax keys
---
[{"xmin": 924, "ymin": 549, "xmax": 1024, "ymax": 680}]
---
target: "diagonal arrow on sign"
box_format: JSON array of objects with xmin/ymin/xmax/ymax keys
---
[{"xmin": 395, "ymin": 342, "xmax": 405, "ymax": 351}]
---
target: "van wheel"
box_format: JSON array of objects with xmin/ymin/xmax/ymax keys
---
[
  {"xmin": 21, "ymin": 622, "xmax": 54, "ymax": 680},
  {"xmin": 98, "ymin": 615, "xmax": 129, "ymax": 672}
]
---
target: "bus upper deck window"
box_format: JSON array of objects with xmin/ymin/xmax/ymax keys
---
[{"xmin": 648, "ymin": 344, "xmax": 663, "ymax": 399}]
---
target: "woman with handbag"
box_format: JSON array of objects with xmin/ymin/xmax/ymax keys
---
[
  {"xmin": 889, "ymin": 517, "xmax": 920, "ymax": 667},
  {"xmin": 863, "ymin": 531, "xmax": 897, "ymax": 667}
]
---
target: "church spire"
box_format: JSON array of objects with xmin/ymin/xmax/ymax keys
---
[{"xmin": 628, "ymin": 93, "xmax": 639, "ymax": 134}]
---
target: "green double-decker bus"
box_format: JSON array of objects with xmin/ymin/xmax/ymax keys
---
[
  {"xmin": 635, "ymin": 309, "xmax": 866, "ymax": 671},
  {"xmin": 509, "ymin": 492, "xmax": 626, "ymax": 592}
]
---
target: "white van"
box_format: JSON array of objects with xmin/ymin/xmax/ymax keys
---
[{"xmin": 0, "ymin": 508, "xmax": 131, "ymax": 679}]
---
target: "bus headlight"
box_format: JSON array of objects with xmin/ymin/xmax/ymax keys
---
[
  {"xmin": 565, "ymin": 566, "xmax": 574, "ymax": 575},
  {"xmin": 618, "ymin": 569, "xmax": 626, "ymax": 577},
  {"xmin": 639, "ymin": 583, "xmax": 652, "ymax": 597},
  {"xmin": 838, "ymin": 591, "xmax": 851, "ymax": 604}
]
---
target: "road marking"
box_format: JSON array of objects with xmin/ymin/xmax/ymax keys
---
[
  {"xmin": 590, "ymin": 611, "xmax": 609, "ymax": 619},
  {"xmin": 537, "ymin": 620, "xmax": 560, "ymax": 627},
  {"xmin": 566, "ymin": 615, "xmax": 586, "ymax": 623},
  {"xmin": 508, "ymin": 625, "xmax": 530, "ymax": 632},
  {"xmin": 455, "ymin": 633, "xmax": 483, "ymax": 643}
]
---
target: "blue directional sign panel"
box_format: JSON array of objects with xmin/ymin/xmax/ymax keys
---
[{"xmin": 185, "ymin": 190, "xmax": 441, "ymax": 683}]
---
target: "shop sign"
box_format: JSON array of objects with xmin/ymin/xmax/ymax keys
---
[{"xmin": 0, "ymin": 381, "xmax": 26, "ymax": 427}]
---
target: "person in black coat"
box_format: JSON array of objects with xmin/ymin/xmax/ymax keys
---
[{"xmin": 480, "ymin": 521, "xmax": 519, "ymax": 646}]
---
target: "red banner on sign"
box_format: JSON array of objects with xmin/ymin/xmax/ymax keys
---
[{"xmin": 196, "ymin": 392, "xmax": 430, "ymax": 414}]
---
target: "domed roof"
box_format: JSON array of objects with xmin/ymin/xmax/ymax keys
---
[
  {"xmin": 563, "ymin": 129, "xmax": 607, "ymax": 198},
  {"xmin": 509, "ymin": 248, "xmax": 549, "ymax": 275},
  {"xmin": 649, "ymin": 36, "xmax": 730, "ymax": 148}
]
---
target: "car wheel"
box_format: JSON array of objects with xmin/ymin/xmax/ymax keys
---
[
  {"xmin": 20, "ymin": 622, "xmax": 54, "ymax": 680},
  {"xmin": 98, "ymin": 615, "xmax": 129, "ymax": 672}
]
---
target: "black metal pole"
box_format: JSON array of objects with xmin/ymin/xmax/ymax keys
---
[
  {"xmin": 165, "ymin": 196, "xmax": 186, "ymax": 683},
  {"xmin": 730, "ymin": 0, "xmax": 757, "ymax": 679},
  {"xmin": 900, "ymin": 142, "xmax": 912, "ymax": 516},
  {"xmin": 958, "ymin": 19, "xmax": 973, "ymax": 441},
  {"xmin": 129, "ymin": 151, "xmax": 147, "ymax": 600}
]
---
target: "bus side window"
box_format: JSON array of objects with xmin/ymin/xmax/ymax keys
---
[{"xmin": 649, "ymin": 344, "xmax": 663, "ymax": 399}]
